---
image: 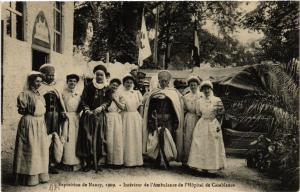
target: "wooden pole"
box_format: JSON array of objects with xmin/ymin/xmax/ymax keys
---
[
  {"xmin": 162, "ymin": 53, "xmax": 165, "ymax": 69},
  {"xmin": 154, "ymin": 5, "xmax": 159, "ymax": 69},
  {"xmin": 106, "ymin": 52, "xmax": 109, "ymax": 63}
]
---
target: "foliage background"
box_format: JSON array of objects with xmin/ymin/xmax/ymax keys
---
[{"xmin": 74, "ymin": 2, "xmax": 299, "ymax": 68}]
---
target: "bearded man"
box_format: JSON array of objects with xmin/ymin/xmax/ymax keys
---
[
  {"xmin": 143, "ymin": 70, "xmax": 184, "ymax": 168},
  {"xmin": 39, "ymin": 63, "xmax": 66, "ymax": 174}
]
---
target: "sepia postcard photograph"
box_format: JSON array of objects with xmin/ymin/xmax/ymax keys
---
[{"xmin": 1, "ymin": 1, "xmax": 299, "ymax": 192}]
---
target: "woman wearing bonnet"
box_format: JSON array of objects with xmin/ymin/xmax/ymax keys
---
[
  {"xmin": 182, "ymin": 76, "xmax": 203, "ymax": 167},
  {"xmin": 187, "ymin": 80, "xmax": 226, "ymax": 177},
  {"xmin": 119, "ymin": 74, "xmax": 144, "ymax": 167},
  {"xmin": 106, "ymin": 78, "xmax": 125, "ymax": 168},
  {"xmin": 76, "ymin": 65, "xmax": 113, "ymax": 173},
  {"xmin": 13, "ymin": 71, "xmax": 49, "ymax": 186}
]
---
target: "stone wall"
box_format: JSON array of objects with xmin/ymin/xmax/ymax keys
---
[{"xmin": 1, "ymin": 2, "xmax": 74, "ymax": 151}]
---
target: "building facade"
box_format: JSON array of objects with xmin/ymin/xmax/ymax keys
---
[{"xmin": 1, "ymin": 2, "xmax": 74, "ymax": 131}]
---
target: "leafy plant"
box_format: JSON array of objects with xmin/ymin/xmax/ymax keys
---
[
  {"xmin": 226, "ymin": 63, "xmax": 299, "ymax": 191},
  {"xmin": 242, "ymin": 1, "xmax": 299, "ymax": 63},
  {"xmin": 73, "ymin": 1, "xmax": 242, "ymax": 67}
]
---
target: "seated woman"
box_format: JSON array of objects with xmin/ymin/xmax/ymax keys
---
[
  {"xmin": 13, "ymin": 71, "xmax": 49, "ymax": 186},
  {"xmin": 188, "ymin": 80, "xmax": 226, "ymax": 177}
]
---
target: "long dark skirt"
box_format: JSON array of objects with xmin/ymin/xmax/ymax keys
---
[
  {"xmin": 45, "ymin": 111, "xmax": 60, "ymax": 165},
  {"xmin": 76, "ymin": 111, "xmax": 107, "ymax": 170},
  {"xmin": 45, "ymin": 111, "xmax": 60, "ymax": 134}
]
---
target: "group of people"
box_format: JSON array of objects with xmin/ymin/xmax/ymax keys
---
[{"xmin": 12, "ymin": 63, "xmax": 226, "ymax": 186}]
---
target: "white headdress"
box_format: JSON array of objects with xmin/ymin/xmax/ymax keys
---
[
  {"xmin": 187, "ymin": 75, "xmax": 201, "ymax": 85},
  {"xmin": 92, "ymin": 67, "xmax": 109, "ymax": 89},
  {"xmin": 199, "ymin": 80, "xmax": 213, "ymax": 90},
  {"xmin": 23, "ymin": 71, "xmax": 43, "ymax": 91}
]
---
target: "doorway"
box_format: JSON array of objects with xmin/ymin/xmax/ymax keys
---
[{"xmin": 32, "ymin": 49, "xmax": 49, "ymax": 70}]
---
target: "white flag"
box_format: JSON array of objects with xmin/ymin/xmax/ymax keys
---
[
  {"xmin": 191, "ymin": 30, "xmax": 200, "ymax": 66},
  {"xmin": 194, "ymin": 30, "xmax": 200, "ymax": 55},
  {"xmin": 138, "ymin": 14, "xmax": 151, "ymax": 66}
]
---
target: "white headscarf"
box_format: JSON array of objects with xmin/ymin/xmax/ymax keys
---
[
  {"xmin": 93, "ymin": 69, "xmax": 108, "ymax": 89},
  {"xmin": 199, "ymin": 80, "xmax": 213, "ymax": 90},
  {"xmin": 200, "ymin": 80, "xmax": 215, "ymax": 98},
  {"xmin": 149, "ymin": 70, "xmax": 173, "ymax": 91},
  {"xmin": 122, "ymin": 74, "xmax": 134, "ymax": 91},
  {"xmin": 187, "ymin": 75, "xmax": 201, "ymax": 85}
]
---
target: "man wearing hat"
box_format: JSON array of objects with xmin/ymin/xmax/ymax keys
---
[
  {"xmin": 76, "ymin": 64, "xmax": 112, "ymax": 173},
  {"xmin": 130, "ymin": 66, "xmax": 147, "ymax": 95},
  {"xmin": 39, "ymin": 63, "xmax": 67, "ymax": 174},
  {"xmin": 142, "ymin": 70, "xmax": 184, "ymax": 168}
]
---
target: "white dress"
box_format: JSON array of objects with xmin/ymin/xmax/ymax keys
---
[
  {"xmin": 182, "ymin": 91, "xmax": 202, "ymax": 164},
  {"xmin": 106, "ymin": 93, "xmax": 124, "ymax": 165},
  {"xmin": 187, "ymin": 95, "xmax": 226, "ymax": 171},
  {"xmin": 120, "ymin": 89, "xmax": 143, "ymax": 166},
  {"xmin": 61, "ymin": 88, "xmax": 81, "ymax": 166},
  {"xmin": 14, "ymin": 90, "xmax": 49, "ymax": 185}
]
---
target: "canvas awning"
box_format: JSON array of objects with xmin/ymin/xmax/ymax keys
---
[{"xmin": 141, "ymin": 63, "xmax": 281, "ymax": 92}]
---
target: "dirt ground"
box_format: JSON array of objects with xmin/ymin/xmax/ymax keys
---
[
  {"xmin": 2, "ymin": 154, "xmax": 282, "ymax": 192},
  {"xmin": 1, "ymin": 117, "xmax": 282, "ymax": 192}
]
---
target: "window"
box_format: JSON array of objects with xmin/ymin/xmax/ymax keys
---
[
  {"xmin": 53, "ymin": 2, "xmax": 63, "ymax": 53},
  {"xmin": 5, "ymin": 2, "xmax": 24, "ymax": 41}
]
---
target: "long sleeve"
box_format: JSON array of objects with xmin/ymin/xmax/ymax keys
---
[
  {"xmin": 216, "ymin": 98, "xmax": 225, "ymax": 115},
  {"xmin": 80, "ymin": 86, "xmax": 91, "ymax": 112},
  {"xmin": 17, "ymin": 92, "xmax": 28, "ymax": 115},
  {"xmin": 182, "ymin": 95, "xmax": 188, "ymax": 112},
  {"xmin": 101, "ymin": 87, "xmax": 113, "ymax": 110},
  {"xmin": 17, "ymin": 92, "xmax": 27, "ymax": 109},
  {"xmin": 113, "ymin": 94, "xmax": 126, "ymax": 111},
  {"xmin": 195, "ymin": 100, "xmax": 202, "ymax": 116},
  {"xmin": 76, "ymin": 95, "xmax": 84, "ymax": 113},
  {"xmin": 137, "ymin": 90, "xmax": 143, "ymax": 107},
  {"xmin": 58, "ymin": 93, "xmax": 66, "ymax": 113},
  {"xmin": 214, "ymin": 97, "xmax": 225, "ymax": 123}
]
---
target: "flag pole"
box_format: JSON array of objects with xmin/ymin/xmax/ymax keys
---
[
  {"xmin": 154, "ymin": 5, "xmax": 159, "ymax": 69},
  {"xmin": 196, "ymin": 14, "xmax": 199, "ymax": 60},
  {"xmin": 193, "ymin": 14, "xmax": 197, "ymax": 66},
  {"xmin": 191, "ymin": 13, "xmax": 200, "ymax": 70},
  {"xmin": 138, "ymin": 5, "xmax": 152, "ymax": 69},
  {"xmin": 138, "ymin": 6, "xmax": 145, "ymax": 71}
]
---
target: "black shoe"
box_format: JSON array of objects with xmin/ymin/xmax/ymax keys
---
[
  {"xmin": 49, "ymin": 167, "xmax": 59, "ymax": 174},
  {"xmin": 95, "ymin": 167, "xmax": 102, "ymax": 173},
  {"xmin": 203, "ymin": 172, "xmax": 218, "ymax": 178},
  {"xmin": 82, "ymin": 166, "xmax": 91, "ymax": 172},
  {"xmin": 112, "ymin": 165, "xmax": 122, "ymax": 169},
  {"xmin": 63, "ymin": 165, "xmax": 73, "ymax": 171}
]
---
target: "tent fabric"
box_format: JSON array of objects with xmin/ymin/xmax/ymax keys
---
[
  {"xmin": 141, "ymin": 66, "xmax": 249, "ymax": 82},
  {"xmin": 141, "ymin": 64, "xmax": 281, "ymax": 92},
  {"xmin": 71, "ymin": 56, "xmax": 282, "ymax": 93}
]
